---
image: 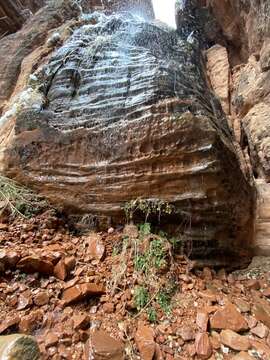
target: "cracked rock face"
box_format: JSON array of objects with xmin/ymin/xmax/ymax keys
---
[
  {"xmin": 202, "ymin": 0, "xmax": 270, "ymax": 254},
  {"xmin": 0, "ymin": 7, "xmax": 252, "ymax": 255}
]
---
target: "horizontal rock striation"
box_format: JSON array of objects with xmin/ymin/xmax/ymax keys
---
[
  {"xmin": 0, "ymin": 6, "xmax": 253, "ymax": 255},
  {"xmin": 0, "ymin": 0, "xmax": 82, "ymax": 115}
]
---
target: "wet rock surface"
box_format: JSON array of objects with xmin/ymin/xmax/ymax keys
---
[
  {"xmin": 1, "ymin": 1, "xmax": 270, "ymax": 360},
  {"xmin": 0, "ymin": 1, "xmax": 253, "ymax": 256},
  {"xmin": 0, "ymin": 0, "xmax": 81, "ymax": 115}
]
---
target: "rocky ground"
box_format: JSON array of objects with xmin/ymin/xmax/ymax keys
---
[{"xmin": 0, "ymin": 211, "xmax": 270, "ymax": 359}]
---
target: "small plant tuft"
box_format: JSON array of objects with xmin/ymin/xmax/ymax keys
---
[
  {"xmin": 156, "ymin": 290, "xmax": 172, "ymax": 315},
  {"xmin": 124, "ymin": 198, "xmax": 174, "ymax": 223},
  {"xmin": 134, "ymin": 286, "xmax": 149, "ymax": 311},
  {"xmin": 135, "ymin": 235, "xmax": 168, "ymax": 274},
  {"xmin": 147, "ymin": 307, "xmax": 157, "ymax": 323},
  {"xmin": 0, "ymin": 176, "xmax": 47, "ymax": 218},
  {"xmin": 139, "ymin": 222, "xmax": 151, "ymax": 236}
]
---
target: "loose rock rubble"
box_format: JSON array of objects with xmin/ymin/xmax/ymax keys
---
[{"xmin": 1, "ymin": 211, "xmax": 270, "ymax": 359}]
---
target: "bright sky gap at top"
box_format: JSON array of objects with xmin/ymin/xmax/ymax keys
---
[{"xmin": 152, "ymin": 0, "xmax": 177, "ymax": 28}]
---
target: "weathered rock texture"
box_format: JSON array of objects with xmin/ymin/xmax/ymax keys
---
[
  {"xmin": 206, "ymin": 45, "xmax": 230, "ymax": 116},
  {"xmin": 206, "ymin": 0, "xmax": 270, "ymax": 64},
  {"xmin": 200, "ymin": 0, "xmax": 270, "ymax": 254},
  {"xmin": 0, "ymin": 0, "xmax": 82, "ymax": 115},
  {"xmin": 0, "ymin": 334, "xmax": 40, "ymax": 360},
  {"xmin": 0, "ymin": 0, "xmax": 253, "ymax": 256},
  {"xmin": 0, "ymin": 0, "xmax": 45, "ymax": 38}
]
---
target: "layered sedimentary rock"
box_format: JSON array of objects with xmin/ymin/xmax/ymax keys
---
[
  {"xmin": 201, "ymin": 0, "xmax": 270, "ymax": 253},
  {"xmin": 104, "ymin": 0, "xmax": 154, "ymax": 18},
  {"xmin": 0, "ymin": 0, "xmax": 82, "ymax": 115},
  {"xmin": 0, "ymin": 1, "xmax": 253, "ymax": 255}
]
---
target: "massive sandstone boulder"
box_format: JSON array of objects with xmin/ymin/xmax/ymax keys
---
[{"xmin": 0, "ymin": 0, "xmax": 253, "ymax": 256}]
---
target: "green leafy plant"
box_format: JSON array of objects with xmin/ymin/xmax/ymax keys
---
[
  {"xmin": 169, "ymin": 236, "xmax": 184, "ymax": 252},
  {"xmin": 150, "ymin": 238, "xmax": 168, "ymax": 269},
  {"xmin": 135, "ymin": 253, "xmax": 148, "ymax": 273},
  {"xmin": 156, "ymin": 290, "xmax": 171, "ymax": 315},
  {"xmin": 139, "ymin": 222, "xmax": 151, "ymax": 236},
  {"xmin": 147, "ymin": 307, "xmax": 157, "ymax": 323},
  {"xmin": 112, "ymin": 245, "xmax": 121, "ymax": 256},
  {"xmin": 110, "ymin": 206, "xmax": 177, "ymax": 322},
  {"xmin": 134, "ymin": 286, "xmax": 149, "ymax": 311},
  {"xmin": 134, "ymin": 233, "xmax": 168, "ymax": 274}
]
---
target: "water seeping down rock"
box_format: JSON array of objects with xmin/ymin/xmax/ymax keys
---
[{"xmin": 0, "ymin": 0, "xmax": 253, "ymax": 257}]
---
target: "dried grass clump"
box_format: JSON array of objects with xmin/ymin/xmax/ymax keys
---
[{"xmin": 0, "ymin": 175, "xmax": 47, "ymax": 218}]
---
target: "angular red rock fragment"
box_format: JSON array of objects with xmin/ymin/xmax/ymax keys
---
[
  {"xmin": 85, "ymin": 330, "xmax": 124, "ymax": 360},
  {"xmin": 64, "ymin": 256, "xmax": 76, "ymax": 271},
  {"xmin": 62, "ymin": 283, "xmax": 105, "ymax": 305},
  {"xmin": 135, "ymin": 322, "xmax": 156, "ymax": 360},
  {"xmin": 178, "ymin": 325, "xmax": 195, "ymax": 341},
  {"xmin": 197, "ymin": 309, "xmax": 209, "ymax": 332},
  {"xmin": 195, "ymin": 332, "xmax": 212, "ymax": 359},
  {"xmin": 54, "ymin": 259, "xmax": 67, "ymax": 280},
  {"xmin": 251, "ymin": 322, "xmax": 269, "ymax": 338},
  {"xmin": 253, "ymin": 298, "xmax": 270, "ymax": 328},
  {"xmin": 210, "ymin": 303, "xmax": 248, "ymax": 332},
  {"xmin": 85, "ymin": 233, "xmax": 105, "ymax": 261},
  {"xmin": 234, "ymin": 298, "xmax": 251, "ymax": 313},
  {"xmin": 34, "ymin": 291, "xmax": 49, "ymax": 306},
  {"xmin": 262, "ymin": 288, "xmax": 270, "ymax": 298},
  {"xmin": 0, "ymin": 316, "xmax": 20, "ymax": 334},
  {"xmin": 45, "ymin": 332, "xmax": 59, "ymax": 348},
  {"xmin": 220, "ymin": 329, "xmax": 250, "ymax": 351},
  {"xmin": 103, "ymin": 302, "xmax": 114, "ymax": 314},
  {"xmin": 17, "ymin": 291, "xmax": 33, "ymax": 310},
  {"xmin": 73, "ymin": 313, "xmax": 90, "ymax": 330},
  {"xmin": 19, "ymin": 310, "xmax": 43, "ymax": 333},
  {"xmin": 17, "ymin": 256, "xmax": 54, "ymax": 275}
]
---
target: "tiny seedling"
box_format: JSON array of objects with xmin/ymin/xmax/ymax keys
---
[
  {"xmin": 134, "ymin": 286, "xmax": 149, "ymax": 311},
  {"xmin": 156, "ymin": 290, "xmax": 171, "ymax": 315},
  {"xmin": 147, "ymin": 307, "xmax": 157, "ymax": 323}
]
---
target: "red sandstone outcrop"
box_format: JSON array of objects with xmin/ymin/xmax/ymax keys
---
[
  {"xmin": 200, "ymin": 0, "xmax": 270, "ymax": 254},
  {"xmin": 0, "ymin": 0, "xmax": 253, "ymax": 257},
  {"xmin": 0, "ymin": 0, "xmax": 45, "ymax": 38}
]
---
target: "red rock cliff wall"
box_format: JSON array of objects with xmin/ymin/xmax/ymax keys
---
[
  {"xmin": 201, "ymin": 0, "xmax": 270, "ymax": 254},
  {"xmin": 0, "ymin": 0, "xmax": 46, "ymax": 37}
]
